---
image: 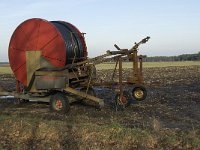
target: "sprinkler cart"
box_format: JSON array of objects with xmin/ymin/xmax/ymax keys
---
[{"xmin": 0, "ymin": 18, "xmax": 150, "ymax": 113}]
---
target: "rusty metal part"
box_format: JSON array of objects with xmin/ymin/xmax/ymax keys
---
[
  {"xmin": 118, "ymin": 57, "xmax": 123, "ymax": 99},
  {"xmin": 64, "ymin": 87, "xmax": 104, "ymax": 107},
  {"xmin": 111, "ymin": 59, "xmax": 119, "ymax": 82}
]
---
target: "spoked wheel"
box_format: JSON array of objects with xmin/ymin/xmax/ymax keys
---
[
  {"xmin": 114, "ymin": 91, "xmax": 131, "ymax": 110},
  {"xmin": 50, "ymin": 93, "xmax": 70, "ymax": 113},
  {"xmin": 132, "ymin": 86, "xmax": 147, "ymax": 101}
]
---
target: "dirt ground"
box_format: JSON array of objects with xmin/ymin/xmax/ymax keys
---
[
  {"xmin": 0, "ymin": 65, "xmax": 200, "ymax": 149},
  {"xmin": 96, "ymin": 66, "xmax": 200, "ymax": 130},
  {"xmin": 0, "ymin": 66, "xmax": 200, "ymax": 129}
]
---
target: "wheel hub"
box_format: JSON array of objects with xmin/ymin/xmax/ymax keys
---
[
  {"xmin": 55, "ymin": 99, "xmax": 63, "ymax": 109},
  {"xmin": 134, "ymin": 89, "xmax": 144, "ymax": 99},
  {"xmin": 117, "ymin": 95, "xmax": 127, "ymax": 105}
]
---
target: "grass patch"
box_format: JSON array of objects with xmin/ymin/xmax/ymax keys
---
[
  {"xmin": 0, "ymin": 61, "xmax": 200, "ymax": 74},
  {"xmin": 0, "ymin": 112, "xmax": 199, "ymax": 150},
  {"xmin": 96, "ymin": 61, "xmax": 200, "ymax": 70},
  {"xmin": 0, "ymin": 67, "xmax": 12, "ymax": 74}
]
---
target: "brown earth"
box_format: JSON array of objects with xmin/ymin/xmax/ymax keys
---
[
  {"xmin": 0, "ymin": 66, "xmax": 200, "ymax": 149},
  {"xmin": 96, "ymin": 66, "xmax": 200, "ymax": 130}
]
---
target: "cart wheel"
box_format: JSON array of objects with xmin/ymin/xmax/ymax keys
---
[
  {"xmin": 114, "ymin": 91, "xmax": 131, "ymax": 110},
  {"xmin": 50, "ymin": 93, "xmax": 70, "ymax": 113},
  {"xmin": 132, "ymin": 86, "xmax": 147, "ymax": 101}
]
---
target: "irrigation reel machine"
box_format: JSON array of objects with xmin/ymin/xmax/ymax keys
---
[{"xmin": 0, "ymin": 18, "xmax": 150, "ymax": 113}]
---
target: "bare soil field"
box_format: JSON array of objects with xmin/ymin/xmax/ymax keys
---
[{"xmin": 0, "ymin": 65, "xmax": 200, "ymax": 149}]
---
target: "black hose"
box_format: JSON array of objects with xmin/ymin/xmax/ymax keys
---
[{"xmin": 51, "ymin": 21, "xmax": 85, "ymax": 65}]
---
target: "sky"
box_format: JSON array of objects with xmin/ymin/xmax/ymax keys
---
[{"xmin": 0, "ymin": 0, "xmax": 200, "ymax": 62}]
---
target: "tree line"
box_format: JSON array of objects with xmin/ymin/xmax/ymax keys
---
[
  {"xmin": 1, "ymin": 52, "xmax": 200, "ymax": 63},
  {"xmin": 143, "ymin": 52, "xmax": 200, "ymax": 62}
]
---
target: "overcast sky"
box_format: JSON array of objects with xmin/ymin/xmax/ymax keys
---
[{"xmin": 0, "ymin": 0, "xmax": 200, "ymax": 61}]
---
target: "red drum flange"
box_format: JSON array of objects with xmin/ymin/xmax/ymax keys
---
[{"xmin": 8, "ymin": 18, "xmax": 87, "ymax": 86}]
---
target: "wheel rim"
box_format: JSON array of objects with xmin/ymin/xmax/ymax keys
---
[
  {"xmin": 55, "ymin": 99, "xmax": 63, "ymax": 110},
  {"xmin": 117, "ymin": 95, "xmax": 127, "ymax": 105},
  {"xmin": 133, "ymin": 89, "xmax": 144, "ymax": 100}
]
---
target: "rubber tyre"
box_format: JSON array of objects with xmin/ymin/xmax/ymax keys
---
[
  {"xmin": 132, "ymin": 86, "xmax": 147, "ymax": 101},
  {"xmin": 114, "ymin": 91, "xmax": 131, "ymax": 110},
  {"xmin": 50, "ymin": 93, "xmax": 70, "ymax": 114}
]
